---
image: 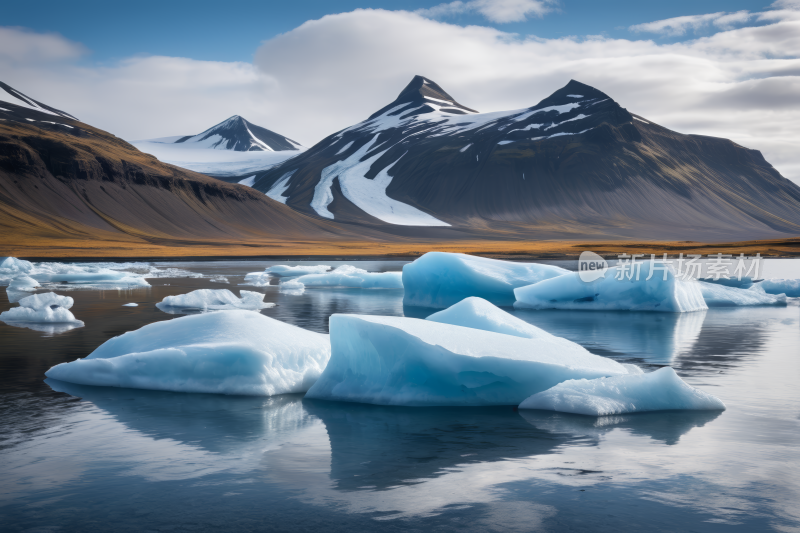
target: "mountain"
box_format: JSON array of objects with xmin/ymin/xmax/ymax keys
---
[
  {"xmin": 0, "ymin": 81, "xmax": 386, "ymax": 256},
  {"xmin": 251, "ymin": 75, "xmax": 800, "ymax": 241},
  {"xmin": 132, "ymin": 116, "xmax": 304, "ymax": 182}
]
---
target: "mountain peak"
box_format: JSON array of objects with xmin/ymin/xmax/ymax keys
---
[
  {"xmin": 173, "ymin": 115, "xmax": 303, "ymax": 152},
  {"xmin": 368, "ymin": 75, "xmax": 477, "ymax": 120}
]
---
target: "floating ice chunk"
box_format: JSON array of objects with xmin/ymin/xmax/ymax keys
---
[
  {"xmin": 402, "ymin": 252, "xmax": 569, "ymax": 308},
  {"xmin": 123, "ymin": 303, "xmax": 138, "ymax": 307},
  {"xmin": 305, "ymin": 314, "xmax": 628, "ymax": 406},
  {"xmin": 758, "ymin": 279, "xmax": 800, "ymax": 297},
  {"xmin": 209, "ymin": 276, "xmax": 230, "ymax": 284},
  {"xmin": 514, "ymin": 263, "xmax": 707, "ymax": 313},
  {"xmin": 1, "ymin": 292, "xmax": 83, "ymax": 326},
  {"xmin": 0, "ymin": 257, "xmax": 34, "ymax": 282},
  {"xmin": 242, "ymin": 272, "xmax": 272, "ymax": 287},
  {"xmin": 699, "ymin": 281, "xmax": 786, "ymax": 307},
  {"xmin": 427, "ymin": 297, "xmax": 643, "ymax": 373},
  {"xmin": 293, "ymin": 265, "xmax": 403, "ymax": 289},
  {"xmin": 156, "ymin": 289, "xmax": 274, "ymax": 312},
  {"xmin": 45, "ymin": 311, "xmax": 331, "ymax": 396},
  {"xmin": 518, "ymin": 367, "xmax": 726, "ymax": 415},
  {"xmin": 7, "ymin": 276, "xmax": 40, "ymax": 292},
  {"xmin": 265, "ymin": 265, "xmax": 331, "ymax": 277},
  {"xmin": 26, "ymin": 262, "xmax": 151, "ymax": 289},
  {"xmin": 279, "ymin": 279, "xmax": 305, "ymax": 295}
]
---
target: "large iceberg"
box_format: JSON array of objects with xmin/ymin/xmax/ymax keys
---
[
  {"xmin": 518, "ymin": 367, "xmax": 725, "ymax": 415},
  {"xmin": 0, "ymin": 257, "xmax": 34, "ymax": 282},
  {"xmin": 156, "ymin": 289, "xmax": 275, "ymax": 312},
  {"xmin": 758, "ymin": 279, "xmax": 800, "ymax": 298},
  {"xmin": 402, "ymin": 252, "xmax": 569, "ymax": 308},
  {"xmin": 514, "ymin": 262, "xmax": 707, "ymax": 313},
  {"xmin": 0, "ymin": 292, "xmax": 84, "ymax": 327},
  {"xmin": 305, "ymin": 314, "xmax": 630, "ymax": 406},
  {"xmin": 699, "ymin": 282, "xmax": 787, "ymax": 307},
  {"xmin": 45, "ymin": 311, "xmax": 330, "ymax": 396}
]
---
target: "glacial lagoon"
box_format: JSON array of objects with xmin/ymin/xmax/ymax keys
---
[{"xmin": 1, "ymin": 260, "xmax": 798, "ymax": 532}]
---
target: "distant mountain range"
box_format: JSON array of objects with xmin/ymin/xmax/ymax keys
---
[
  {"xmin": 251, "ymin": 75, "xmax": 800, "ymax": 241},
  {"xmin": 0, "ymin": 81, "xmax": 379, "ymax": 254},
  {"xmin": 132, "ymin": 116, "xmax": 304, "ymax": 182}
]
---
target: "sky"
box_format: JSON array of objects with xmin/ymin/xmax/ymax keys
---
[{"xmin": 2, "ymin": 0, "xmax": 799, "ymax": 182}]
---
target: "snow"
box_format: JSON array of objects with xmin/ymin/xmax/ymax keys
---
[
  {"xmin": 759, "ymin": 279, "xmax": 800, "ymax": 297},
  {"xmin": 45, "ymin": 311, "xmax": 331, "ymax": 396},
  {"xmin": 311, "ymin": 135, "xmax": 450, "ymax": 226},
  {"xmin": 634, "ymin": 117, "xmax": 650, "ymax": 124},
  {"xmin": 305, "ymin": 314, "xmax": 628, "ymax": 406},
  {"xmin": 123, "ymin": 303, "xmax": 138, "ymax": 307},
  {"xmin": 699, "ymin": 282, "xmax": 787, "ymax": 306},
  {"xmin": 514, "ymin": 263, "xmax": 707, "ymax": 313},
  {"xmin": 291, "ymin": 265, "xmax": 403, "ymax": 289},
  {"xmin": 459, "ymin": 144, "xmax": 472, "ymax": 152},
  {"xmin": 265, "ymin": 171, "xmax": 296, "ymax": 204},
  {"xmin": 238, "ymin": 175, "xmax": 256, "ymax": 187},
  {"xmin": 131, "ymin": 140, "xmax": 302, "ymax": 177},
  {"xmin": 0, "ymin": 292, "xmax": 83, "ymax": 326},
  {"xmin": 7, "ymin": 276, "xmax": 40, "ymax": 292},
  {"xmin": 567, "ymin": 94, "xmax": 584, "ymax": 98},
  {"xmin": 497, "ymin": 140, "xmax": 515, "ymax": 145},
  {"xmin": 518, "ymin": 367, "xmax": 725, "ymax": 415},
  {"xmin": 402, "ymin": 252, "xmax": 569, "ymax": 308},
  {"xmin": 335, "ymin": 141, "xmax": 354, "ymax": 155},
  {"xmin": 544, "ymin": 114, "xmax": 589, "ymax": 130},
  {"xmin": 0, "ymin": 87, "xmax": 61, "ymax": 117},
  {"xmin": 156, "ymin": 289, "xmax": 274, "ymax": 312}
]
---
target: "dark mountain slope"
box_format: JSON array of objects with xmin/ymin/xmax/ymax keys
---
[{"xmin": 252, "ymin": 77, "xmax": 800, "ymax": 241}]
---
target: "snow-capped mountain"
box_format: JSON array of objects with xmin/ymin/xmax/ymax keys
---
[
  {"xmin": 251, "ymin": 75, "xmax": 800, "ymax": 240},
  {"xmin": 132, "ymin": 116, "xmax": 305, "ymax": 181},
  {"xmin": 0, "ymin": 81, "xmax": 78, "ymax": 121}
]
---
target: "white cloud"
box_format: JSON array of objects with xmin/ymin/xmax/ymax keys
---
[
  {"xmin": 417, "ymin": 0, "xmax": 555, "ymax": 23},
  {"xmin": 629, "ymin": 11, "xmax": 756, "ymax": 36},
  {"xmin": 1, "ymin": 4, "xmax": 800, "ymax": 184},
  {"xmin": 0, "ymin": 26, "xmax": 87, "ymax": 64}
]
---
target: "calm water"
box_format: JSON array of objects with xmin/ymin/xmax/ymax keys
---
[{"xmin": 1, "ymin": 260, "xmax": 799, "ymax": 532}]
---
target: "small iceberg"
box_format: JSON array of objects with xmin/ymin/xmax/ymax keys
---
[
  {"xmin": 7, "ymin": 275, "xmax": 41, "ymax": 292},
  {"xmin": 156, "ymin": 289, "xmax": 275, "ymax": 313},
  {"xmin": 279, "ymin": 279, "xmax": 306, "ymax": 295},
  {"xmin": 402, "ymin": 252, "xmax": 569, "ymax": 308},
  {"xmin": 699, "ymin": 282, "xmax": 787, "ymax": 307},
  {"xmin": 45, "ymin": 310, "xmax": 331, "ymax": 396},
  {"xmin": 0, "ymin": 256, "xmax": 34, "ymax": 282},
  {"xmin": 519, "ymin": 367, "xmax": 725, "ymax": 415},
  {"xmin": 305, "ymin": 313, "xmax": 630, "ymax": 406},
  {"xmin": 514, "ymin": 262, "xmax": 707, "ymax": 313},
  {"xmin": 291, "ymin": 265, "xmax": 402, "ymax": 289},
  {"xmin": 123, "ymin": 303, "xmax": 138, "ymax": 307},
  {"xmin": 265, "ymin": 265, "xmax": 331, "ymax": 277},
  {"xmin": 0, "ymin": 292, "xmax": 84, "ymax": 332},
  {"xmin": 758, "ymin": 279, "xmax": 800, "ymax": 298}
]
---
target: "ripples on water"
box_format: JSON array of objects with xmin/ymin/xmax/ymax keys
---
[{"xmin": 1, "ymin": 260, "xmax": 798, "ymax": 532}]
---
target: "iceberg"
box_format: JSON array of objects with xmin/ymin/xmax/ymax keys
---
[
  {"xmin": 292, "ymin": 265, "xmax": 403, "ymax": 289},
  {"xmin": 699, "ymin": 282, "xmax": 787, "ymax": 307},
  {"xmin": 30, "ymin": 263, "xmax": 150, "ymax": 288},
  {"xmin": 123, "ymin": 303, "xmax": 138, "ymax": 307},
  {"xmin": 305, "ymin": 314, "xmax": 630, "ymax": 406},
  {"xmin": 156, "ymin": 289, "xmax": 275, "ymax": 312},
  {"xmin": 518, "ymin": 367, "xmax": 725, "ymax": 415},
  {"xmin": 279, "ymin": 279, "xmax": 305, "ymax": 295},
  {"xmin": 402, "ymin": 252, "xmax": 569, "ymax": 308},
  {"xmin": 265, "ymin": 265, "xmax": 331, "ymax": 277},
  {"xmin": 514, "ymin": 262, "xmax": 707, "ymax": 313},
  {"xmin": 7, "ymin": 276, "xmax": 40, "ymax": 291},
  {"xmin": 0, "ymin": 292, "xmax": 84, "ymax": 328},
  {"xmin": 758, "ymin": 279, "xmax": 800, "ymax": 298},
  {"xmin": 45, "ymin": 310, "xmax": 331, "ymax": 396},
  {"xmin": 0, "ymin": 256, "xmax": 34, "ymax": 282}
]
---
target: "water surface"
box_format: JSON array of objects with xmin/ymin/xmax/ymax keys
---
[{"xmin": 1, "ymin": 260, "xmax": 798, "ymax": 532}]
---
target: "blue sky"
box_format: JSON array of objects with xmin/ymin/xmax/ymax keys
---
[
  {"xmin": 1, "ymin": 0, "xmax": 798, "ymax": 183},
  {"xmin": 3, "ymin": 0, "xmax": 773, "ymax": 63}
]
